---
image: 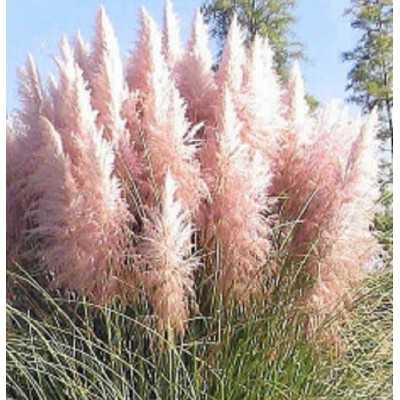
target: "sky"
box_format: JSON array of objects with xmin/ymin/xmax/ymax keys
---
[{"xmin": 6, "ymin": 0, "xmax": 360, "ymax": 112}]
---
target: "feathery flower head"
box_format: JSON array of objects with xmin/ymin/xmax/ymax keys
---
[
  {"xmin": 209, "ymin": 87, "xmax": 271, "ymax": 301},
  {"xmin": 74, "ymin": 30, "xmax": 91, "ymax": 81},
  {"xmin": 18, "ymin": 54, "xmax": 44, "ymax": 127},
  {"xmin": 127, "ymin": 7, "xmax": 165, "ymax": 94},
  {"xmin": 188, "ymin": 9, "xmax": 213, "ymax": 71},
  {"xmin": 239, "ymin": 35, "xmax": 283, "ymax": 159},
  {"xmin": 128, "ymin": 10, "xmax": 207, "ymax": 214},
  {"xmin": 90, "ymin": 7, "xmax": 127, "ymax": 140},
  {"xmin": 162, "ymin": 0, "xmax": 183, "ymax": 70},
  {"xmin": 283, "ymin": 60, "xmax": 312, "ymax": 146},
  {"xmin": 30, "ymin": 115, "xmax": 132, "ymax": 302},
  {"xmin": 139, "ymin": 171, "xmax": 198, "ymax": 334},
  {"xmin": 216, "ymin": 14, "xmax": 246, "ymax": 96},
  {"xmin": 177, "ymin": 9, "xmax": 217, "ymax": 126}
]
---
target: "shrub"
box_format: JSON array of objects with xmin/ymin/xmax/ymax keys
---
[{"xmin": 7, "ymin": 2, "xmax": 382, "ymax": 336}]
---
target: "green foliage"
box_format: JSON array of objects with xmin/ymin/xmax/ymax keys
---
[
  {"xmin": 374, "ymin": 189, "xmax": 393, "ymax": 259},
  {"xmin": 343, "ymin": 0, "xmax": 393, "ymax": 153},
  {"xmin": 305, "ymin": 94, "xmax": 319, "ymax": 113},
  {"xmin": 7, "ymin": 262, "xmax": 392, "ymax": 399},
  {"xmin": 201, "ymin": 0, "xmax": 302, "ymax": 79}
]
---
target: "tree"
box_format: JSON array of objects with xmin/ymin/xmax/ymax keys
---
[
  {"xmin": 201, "ymin": 0, "xmax": 302, "ymax": 79},
  {"xmin": 342, "ymin": 0, "xmax": 393, "ymax": 156}
]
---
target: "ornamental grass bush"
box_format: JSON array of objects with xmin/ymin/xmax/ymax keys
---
[{"xmin": 7, "ymin": 2, "xmax": 383, "ymax": 340}]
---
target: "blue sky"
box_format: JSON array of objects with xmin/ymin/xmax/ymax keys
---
[{"xmin": 6, "ymin": 0, "xmax": 359, "ymax": 112}]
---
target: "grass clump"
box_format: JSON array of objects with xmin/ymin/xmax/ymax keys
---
[{"xmin": 7, "ymin": 264, "xmax": 392, "ymax": 399}]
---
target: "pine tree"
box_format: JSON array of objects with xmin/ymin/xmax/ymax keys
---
[{"xmin": 343, "ymin": 0, "xmax": 393, "ymax": 156}]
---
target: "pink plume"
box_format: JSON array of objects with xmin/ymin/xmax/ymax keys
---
[
  {"xmin": 177, "ymin": 9, "xmax": 217, "ymax": 127},
  {"xmin": 162, "ymin": 0, "xmax": 183, "ymax": 70},
  {"xmin": 239, "ymin": 35, "xmax": 283, "ymax": 160},
  {"xmin": 216, "ymin": 15, "xmax": 246, "ymax": 97},
  {"xmin": 285, "ymin": 62, "xmax": 309, "ymax": 124},
  {"xmin": 139, "ymin": 171, "xmax": 198, "ymax": 334},
  {"xmin": 88, "ymin": 7, "xmax": 142, "ymax": 195},
  {"xmin": 306, "ymin": 110, "xmax": 381, "ymax": 318},
  {"xmin": 6, "ymin": 118, "xmax": 29, "ymax": 261},
  {"xmin": 126, "ymin": 7, "xmax": 166, "ymax": 94},
  {"xmin": 273, "ymin": 102, "xmax": 381, "ymax": 322},
  {"xmin": 282, "ymin": 61, "xmax": 312, "ymax": 146},
  {"xmin": 74, "ymin": 31, "xmax": 91, "ymax": 82},
  {"xmin": 144, "ymin": 81, "xmax": 207, "ymax": 214},
  {"xmin": 30, "ymin": 115, "xmax": 132, "ymax": 302},
  {"xmin": 36, "ymin": 38, "xmax": 134, "ymax": 300},
  {"xmin": 207, "ymin": 88, "xmax": 272, "ymax": 301},
  {"xmin": 127, "ymin": 8, "xmax": 207, "ymax": 214},
  {"xmin": 10, "ymin": 55, "xmax": 50, "ymax": 260},
  {"xmin": 17, "ymin": 54, "xmax": 44, "ymax": 132},
  {"xmin": 90, "ymin": 7, "xmax": 127, "ymax": 136}
]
